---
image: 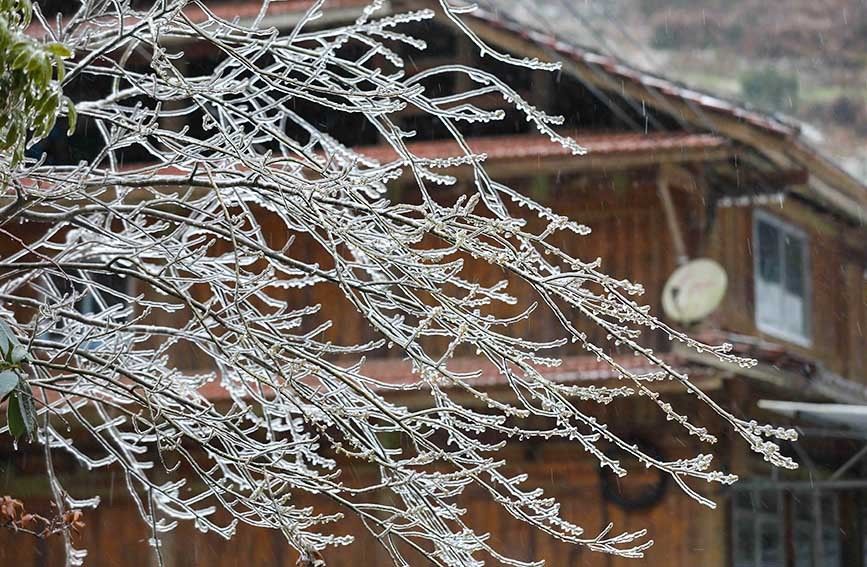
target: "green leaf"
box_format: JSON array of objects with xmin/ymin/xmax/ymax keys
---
[
  {"xmin": 36, "ymin": 111, "xmax": 56, "ymax": 140},
  {"xmin": 33, "ymin": 118, "xmax": 47, "ymax": 140},
  {"xmin": 11, "ymin": 143, "xmax": 24, "ymax": 167},
  {"xmin": 1, "ymin": 123, "xmax": 18, "ymax": 152},
  {"xmin": 54, "ymin": 54, "xmax": 65, "ymax": 82},
  {"xmin": 44, "ymin": 42, "xmax": 72, "ymax": 59},
  {"xmin": 7, "ymin": 380, "xmax": 35, "ymax": 441},
  {"xmin": 0, "ymin": 370, "xmax": 17, "ymax": 400},
  {"xmin": 66, "ymin": 98, "xmax": 77, "ymax": 135},
  {"xmin": 26, "ymin": 51, "xmax": 42, "ymax": 74},
  {"xmin": 38, "ymin": 91, "xmax": 57, "ymax": 113},
  {"xmin": 40, "ymin": 54, "xmax": 52, "ymax": 89},
  {"xmin": 4, "ymin": 122, "xmax": 19, "ymax": 150},
  {"xmin": 10, "ymin": 344, "xmax": 27, "ymax": 364},
  {"xmin": 11, "ymin": 44, "xmax": 32, "ymax": 70},
  {"xmin": 7, "ymin": 392, "xmax": 25, "ymax": 440},
  {"xmin": 16, "ymin": 381, "xmax": 35, "ymax": 438},
  {"xmin": 0, "ymin": 319, "xmax": 21, "ymax": 358},
  {"xmin": 19, "ymin": 0, "xmax": 32, "ymax": 28},
  {"xmin": 0, "ymin": 23, "xmax": 10, "ymax": 54}
]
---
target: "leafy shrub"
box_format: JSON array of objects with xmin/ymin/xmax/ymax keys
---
[
  {"xmin": 0, "ymin": 0, "xmax": 74, "ymax": 166},
  {"xmin": 740, "ymin": 67, "xmax": 799, "ymax": 112}
]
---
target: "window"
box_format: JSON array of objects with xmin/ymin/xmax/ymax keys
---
[
  {"xmin": 733, "ymin": 489, "xmax": 841, "ymax": 567},
  {"xmin": 753, "ymin": 211, "xmax": 810, "ymax": 345},
  {"xmin": 733, "ymin": 490, "xmax": 784, "ymax": 567},
  {"xmin": 791, "ymin": 493, "xmax": 841, "ymax": 567}
]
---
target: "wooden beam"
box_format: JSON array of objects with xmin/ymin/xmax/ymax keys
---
[
  {"xmin": 660, "ymin": 163, "xmax": 702, "ymax": 195},
  {"xmin": 674, "ymin": 342, "xmax": 867, "ymax": 404},
  {"xmin": 673, "ymin": 343, "xmax": 812, "ymax": 392},
  {"xmin": 657, "ymin": 171, "xmax": 689, "ymax": 265}
]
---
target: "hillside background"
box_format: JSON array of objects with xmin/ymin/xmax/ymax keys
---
[{"xmin": 484, "ymin": 0, "xmax": 867, "ymax": 181}]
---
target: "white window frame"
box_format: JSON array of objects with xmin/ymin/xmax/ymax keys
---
[{"xmin": 752, "ymin": 210, "xmax": 811, "ymax": 347}]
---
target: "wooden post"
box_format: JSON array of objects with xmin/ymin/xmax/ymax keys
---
[{"xmin": 657, "ymin": 172, "xmax": 689, "ymax": 266}]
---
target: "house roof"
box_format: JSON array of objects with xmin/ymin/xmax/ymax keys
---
[
  {"xmin": 462, "ymin": 6, "xmax": 867, "ymax": 220},
  {"xmin": 199, "ymin": 0, "xmax": 372, "ymax": 19},
  {"xmin": 18, "ymin": 1, "xmax": 861, "ymax": 408},
  {"xmin": 26, "ymin": 1, "xmax": 866, "ymax": 217},
  {"xmin": 25, "ymin": 0, "xmax": 374, "ymax": 37},
  {"xmin": 357, "ymin": 131, "xmax": 730, "ymax": 165},
  {"xmin": 465, "ymin": 8, "xmax": 797, "ymax": 138},
  {"xmin": 172, "ymin": 0, "xmax": 867, "ymax": 217},
  {"xmin": 197, "ymin": 352, "xmax": 716, "ymax": 403}
]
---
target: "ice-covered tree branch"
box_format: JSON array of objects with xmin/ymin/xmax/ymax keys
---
[{"xmin": 0, "ymin": 1, "xmax": 796, "ymax": 565}]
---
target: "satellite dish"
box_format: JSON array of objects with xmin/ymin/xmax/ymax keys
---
[{"xmin": 662, "ymin": 259, "xmax": 727, "ymax": 324}]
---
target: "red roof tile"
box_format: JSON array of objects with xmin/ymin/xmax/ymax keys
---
[
  {"xmin": 84, "ymin": 131, "xmax": 724, "ymax": 180},
  {"xmin": 359, "ymin": 352, "xmax": 707, "ymax": 386},
  {"xmin": 197, "ymin": 352, "xmax": 711, "ymax": 401},
  {"xmin": 357, "ymin": 132, "xmax": 729, "ymax": 164},
  {"xmin": 186, "ymin": 0, "xmax": 372, "ymax": 22},
  {"xmin": 26, "ymin": 0, "xmax": 372, "ymax": 38}
]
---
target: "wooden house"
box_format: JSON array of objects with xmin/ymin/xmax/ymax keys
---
[{"xmin": 2, "ymin": 1, "xmax": 866, "ymax": 566}]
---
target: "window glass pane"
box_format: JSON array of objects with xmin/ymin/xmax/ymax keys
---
[
  {"xmin": 822, "ymin": 495, "xmax": 841, "ymax": 567},
  {"xmin": 793, "ymin": 493, "xmax": 812, "ymax": 520},
  {"xmin": 735, "ymin": 491, "xmax": 754, "ymax": 510},
  {"xmin": 757, "ymin": 220, "xmax": 781, "ymax": 284},
  {"xmin": 733, "ymin": 490, "xmax": 788, "ymax": 567},
  {"xmin": 759, "ymin": 490, "xmax": 780, "ymax": 513},
  {"xmin": 793, "ymin": 521, "xmax": 813, "ymax": 567},
  {"xmin": 782, "ymin": 291, "xmax": 805, "ymax": 336},
  {"xmin": 784, "ymin": 234, "xmax": 805, "ymax": 297},
  {"xmin": 759, "ymin": 517, "xmax": 784, "ymax": 567},
  {"xmin": 734, "ymin": 516, "xmax": 756, "ymax": 567},
  {"xmin": 76, "ymin": 271, "xmax": 129, "ymax": 315},
  {"xmin": 754, "ymin": 215, "xmax": 810, "ymax": 340},
  {"xmin": 792, "ymin": 494, "xmax": 814, "ymax": 567}
]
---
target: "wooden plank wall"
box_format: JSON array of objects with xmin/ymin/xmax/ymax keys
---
[
  {"xmin": 17, "ymin": 167, "xmax": 861, "ymax": 384},
  {"xmin": 0, "ymin": 393, "xmax": 729, "ymax": 567},
  {"xmin": 110, "ymin": 171, "xmax": 682, "ymax": 371},
  {"xmin": 5, "ymin": 167, "xmax": 861, "ymax": 380}
]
